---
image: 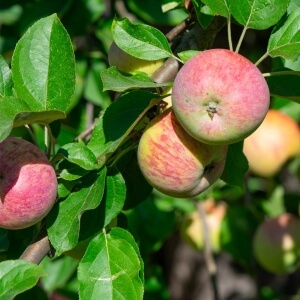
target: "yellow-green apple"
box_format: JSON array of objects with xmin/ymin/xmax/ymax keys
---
[
  {"xmin": 108, "ymin": 42, "xmax": 165, "ymax": 75},
  {"xmin": 172, "ymin": 49, "xmax": 270, "ymax": 145},
  {"xmin": 137, "ymin": 108, "xmax": 228, "ymax": 198},
  {"xmin": 243, "ymin": 109, "xmax": 300, "ymax": 177},
  {"xmin": 253, "ymin": 213, "xmax": 300, "ymax": 274},
  {"xmin": 0, "ymin": 137, "xmax": 57, "ymax": 230},
  {"xmin": 180, "ymin": 199, "xmax": 226, "ymax": 252}
]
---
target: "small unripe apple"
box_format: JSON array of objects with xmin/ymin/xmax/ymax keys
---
[
  {"xmin": 180, "ymin": 200, "xmax": 226, "ymax": 252},
  {"xmin": 253, "ymin": 213, "xmax": 300, "ymax": 274},
  {"xmin": 172, "ymin": 49, "xmax": 270, "ymax": 145},
  {"xmin": 108, "ymin": 42, "xmax": 165, "ymax": 75},
  {"xmin": 0, "ymin": 137, "xmax": 57, "ymax": 230},
  {"xmin": 137, "ymin": 108, "xmax": 228, "ymax": 198},
  {"xmin": 243, "ymin": 109, "xmax": 300, "ymax": 177}
]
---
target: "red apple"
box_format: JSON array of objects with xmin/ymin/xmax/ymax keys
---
[
  {"xmin": 137, "ymin": 108, "xmax": 228, "ymax": 198},
  {"xmin": 253, "ymin": 213, "xmax": 300, "ymax": 274},
  {"xmin": 172, "ymin": 49, "xmax": 270, "ymax": 145},
  {"xmin": 0, "ymin": 137, "xmax": 57, "ymax": 230},
  {"xmin": 108, "ymin": 42, "xmax": 164, "ymax": 75},
  {"xmin": 243, "ymin": 109, "xmax": 300, "ymax": 177}
]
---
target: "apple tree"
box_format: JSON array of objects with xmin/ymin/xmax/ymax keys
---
[{"xmin": 1, "ymin": 0, "xmax": 300, "ymax": 299}]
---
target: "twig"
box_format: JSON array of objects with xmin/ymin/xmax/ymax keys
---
[
  {"xmin": 20, "ymin": 222, "xmax": 52, "ymax": 264},
  {"xmin": 196, "ymin": 201, "xmax": 219, "ymax": 300}
]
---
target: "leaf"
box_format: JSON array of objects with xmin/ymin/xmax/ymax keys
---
[
  {"xmin": 191, "ymin": 1, "xmax": 215, "ymax": 29},
  {"xmin": 40, "ymin": 256, "xmax": 78, "ymax": 292},
  {"xmin": 266, "ymin": 71, "xmax": 300, "ymax": 102},
  {"xmin": 177, "ymin": 50, "xmax": 200, "ymax": 63},
  {"xmin": 221, "ymin": 141, "xmax": 248, "ymax": 189},
  {"xmin": 228, "ymin": 0, "xmax": 290, "ymax": 30},
  {"xmin": 112, "ymin": 18, "xmax": 172, "ymax": 60},
  {"xmin": 101, "ymin": 67, "xmax": 172, "ymax": 92},
  {"xmin": 0, "ymin": 260, "xmax": 46, "ymax": 300},
  {"xmin": 57, "ymin": 143, "xmax": 99, "ymax": 170},
  {"xmin": 0, "ymin": 55, "xmax": 13, "ymax": 97},
  {"xmin": 78, "ymin": 228, "xmax": 144, "ymax": 300},
  {"xmin": 267, "ymin": 8, "xmax": 300, "ymax": 60},
  {"xmin": 11, "ymin": 13, "xmax": 75, "ymax": 114},
  {"xmin": 201, "ymin": 0, "xmax": 230, "ymax": 18},
  {"xmin": 101, "ymin": 168, "xmax": 126, "ymax": 227},
  {"xmin": 87, "ymin": 90, "xmax": 160, "ymax": 161},
  {"xmin": 47, "ymin": 168, "xmax": 107, "ymax": 255}
]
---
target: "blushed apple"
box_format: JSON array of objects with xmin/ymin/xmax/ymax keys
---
[
  {"xmin": 180, "ymin": 199, "xmax": 226, "ymax": 252},
  {"xmin": 0, "ymin": 137, "xmax": 57, "ymax": 230},
  {"xmin": 253, "ymin": 213, "xmax": 300, "ymax": 274},
  {"xmin": 108, "ymin": 42, "xmax": 165, "ymax": 75},
  {"xmin": 243, "ymin": 109, "xmax": 300, "ymax": 177},
  {"xmin": 172, "ymin": 49, "xmax": 270, "ymax": 145},
  {"xmin": 137, "ymin": 108, "xmax": 228, "ymax": 198}
]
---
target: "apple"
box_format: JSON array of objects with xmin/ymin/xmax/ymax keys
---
[
  {"xmin": 243, "ymin": 109, "xmax": 300, "ymax": 177},
  {"xmin": 253, "ymin": 213, "xmax": 300, "ymax": 274},
  {"xmin": 180, "ymin": 199, "xmax": 226, "ymax": 252},
  {"xmin": 172, "ymin": 49, "xmax": 270, "ymax": 145},
  {"xmin": 137, "ymin": 108, "xmax": 228, "ymax": 198},
  {"xmin": 0, "ymin": 137, "xmax": 57, "ymax": 230},
  {"xmin": 108, "ymin": 42, "xmax": 165, "ymax": 75}
]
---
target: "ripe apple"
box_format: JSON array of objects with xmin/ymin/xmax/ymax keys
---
[
  {"xmin": 172, "ymin": 49, "xmax": 270, "ymax": 145},
  {"xmin": 137, "ymin": 108, "xmax": 228, "ymax": 198},
  {"xmin": 180, "ymin": 199, "xmax": 226, "ymax": 252},
  {"xmin": 108, "ymin": 42, "xmax": 165, "ymax": 75},
  {"xmin": 243, "ymin": 109, "xmax": 300, "ymax": 177},
  {"xmin": 253, "ymin": 213, "xmax": 300, "ymax": 274},
  {"xmin": 0, "ymin": 137, "xmax": 57, "ymax": 230}
]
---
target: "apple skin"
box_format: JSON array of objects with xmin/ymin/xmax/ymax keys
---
[
  {"xmin": 243, "ymin": 109, "xmax": 300, "ymax": 177},
  {"xmin": 172, "ymin": 49, "xmax": 270, "ymax": 145},
  {"xmin": 253, "ymin": 213, "xmax": 300, "ymax": 274},
  {"xmin": 108, "ymin": 42, "xmax": 165, "ymax": 75},
  {"xmin": 137, "ymin": 108, "xmax": 228, "ymax": 198},
  {"xmin": 180, "ymin": 200, "xmax": 226, "ymax": 252},
  {"xmin": 0, "ymin": 137, "xmax": 57, "ymax": 230}
]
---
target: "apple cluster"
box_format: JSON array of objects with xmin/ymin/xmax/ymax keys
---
[
  {"xmin": 135, "ymin": 49, "xmax": 270, "ymax": 198},
  {"xmin": 0, "ymin": 137, "xmax": 57, "ymax": 230}
]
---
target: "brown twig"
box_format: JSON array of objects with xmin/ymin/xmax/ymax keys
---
[
  {"xmin": 20, "ymin": 222, "xmax": 52, "ymax": 264},
  {"xmin": 196, "ymin": 201, "xmax": 219, "ymax": 300}
]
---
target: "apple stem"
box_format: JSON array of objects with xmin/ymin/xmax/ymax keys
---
[
  {"xmin": 196, "ymin": 201, "xmax": 219, "ymax": 300},
  {"xmin": 263, "ymin": 70, "xmax": 300, "ymax": 77},
  {"xmin": 235, "ymin": 26, "xmax": 248, "ymax": 53},
  {"xmin": 255, "ymin": 52, "xmax": 269, "ymax": 67},
  {"xmin": 227, "ymin": 16, "xmax": 233, "ymax": 51},
  {"xmin": 25, "ymin": 125, "xmax": 40, "ymax": 147}
]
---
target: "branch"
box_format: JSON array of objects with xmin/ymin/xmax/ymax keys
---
[{"xmin": 20, "ymin": 222, "xmax": 52, "ymax": 264}]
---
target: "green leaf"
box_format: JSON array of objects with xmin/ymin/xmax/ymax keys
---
[
  {"xmin": 0, "ymin": 260, "xmax": 46, "ymax": 300},
  {"xmin": 112, "ymin": 18, "xmax": 172, "ymax": 60},
  {"xmin": 268, "ymin": 8, "xmax": 300, "ymax": 60},
  {"xmin": 58, "ymin": 142, "xmax": 99, "ymax": 170},
  {"xmin": 101, "ymin": 67, "xmax": 172, "ymax": 92},
  {"xmin": 221, "ymin": 141, "xmax": 248, "ymax": 189},
  {"xmin": 78, "ymin": 228, "xmax": 144, "ymax": 300},
  {"xmin": 87, "ymin": 90, "xmax": 160, "ymax": 161},
  {"xmin": 40, "ymin": 256, "xmax": 78, "ymax": 292},
  {"xmin": 0, "ymin": 55, "xmax": 13, "ymax": 97},
  {"xmin": 201, "ymin": 0, "xmax": 230, "ymax": 18},
  {"xmin": 47, "ymin": 168, "xmax": 107, "ymax": 255},
  {"xmin": 228, "ymin": 0, "xmax": 290, "ymax": 30},
  {"xmin": 192, "ymin": 1, "xmax": 216, "ymax": 29},
  {"xmin": 266, "ymin": 71, "xmax": 300, "ymax": 103},
  {"xmin": 177, "ymin": 50, "xmax": 200, "ymax": 63},
  {"xmin": 11, "ymin": 13, "xmax": 75, "ymax": 114},
  {"xmin": 101, "ymin": 168, "xmax": 126, "ymax": 227}
]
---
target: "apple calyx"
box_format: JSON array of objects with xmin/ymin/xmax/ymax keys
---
[{"xmin": 206, "ymin": 100, "xmax": 219, "ymax": 120}]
